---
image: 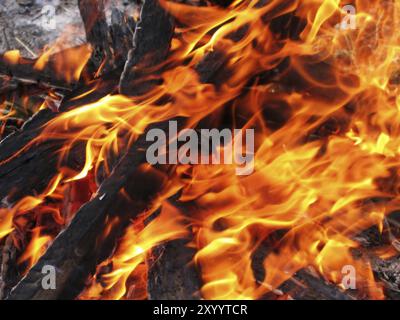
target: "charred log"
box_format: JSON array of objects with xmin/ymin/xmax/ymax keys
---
[
  {"xmin": 78, "ymin": 0, "xmax": 113, "ymax": 72},
  {"xmin": 0, "ymin": 72, "xmax": 119, "ymax": 204},
  {"xmin": 147, "ymin": 237, "xmax": 201, "ymax": 300},
  {"xmin": 0, "ymin": 54, "xmax": 74, "ymax": 93},
  {"xmin": 0, "ymin": 235, "xmax": 18, "ymax": 299},
  {"xmin": 146, "ymin": 198, "xmax": 201, "ymax": 300},
  {"xmin": 6, "ymin": 131, "xmax": 162, "ymax": 299},
  {"xmin": 110, "ymin": 8, "xmax": 136, "ymax": 66}
]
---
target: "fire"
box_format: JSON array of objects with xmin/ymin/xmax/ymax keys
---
[
  {"xmin": 79, "ymin": 202, "xmax": 188, "ymax": 300},
  {"xmin": 33, "ymin": 26, "xmax": 92, "ymax": 83},
  {"xmin": 0, "ymin": 170, "xmax": 96, "ymax": 276},
  {"xmin": 0, "ymin": 196, "xmax": 43, "ymax": 240},
  {"xmin": 3, "ymin": 50, "xmax": 21, "ymax": 65},
  {"xmin": 34, "ymin": 44, "xmax": 92, "ymax": 83},
  {"xmin": 17, "ymin": 227, "xmax": 52, "ymax": 273},
  {"xmin": 2, "ymin": 0, "xmax": 400, "ymax": 300}
]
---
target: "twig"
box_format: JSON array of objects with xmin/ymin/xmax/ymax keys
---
[
  {"xmin": 14, "ymin": 37, "xmax": 37, "ymax": 59},
  {"xmin": 0, "ymin": 74, "xmax": 72, "ymax": 92},
  {"xmin": 1, "ymin": 28, "xmax": 10, "ymax": 51}
]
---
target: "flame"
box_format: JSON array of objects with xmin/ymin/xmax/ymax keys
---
[
  {"xmin": 34, "ymin": 44, "xmax": 92, "ymax": 83},
  {"xmin": 79, "ymin": 202, "xmax": 188, "ymax": 300},
  {"xmin": 3, "ymin": 50, "xmax": 21, "ymax": 65},
  {"xmin": 0, "ymin": 196, "xmax": 43, "ymax": 240},
  {"xmin": 4, "ymin": 0, "xmax": 400, "ymax": 300},
  {"xmin": 17, "ymin": 227, "xmax": 52, "ymax": 272}
]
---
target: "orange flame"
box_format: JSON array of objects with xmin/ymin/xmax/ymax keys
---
[
  {"xmin": 4, "ymin": 0, "xmax": 400, "ymax": 300},
  {"xmin": 3, "ymin": 50, "xmax": 21, "ymax": 65},
  {"xmin": 34, "ymin": 44, "xmax": 92, "ymax": 83},
  {"xmin": 79, "ymin": 202, "xmax": 188, "ymax": 300}
]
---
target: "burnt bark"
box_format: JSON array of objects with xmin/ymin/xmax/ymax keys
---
[
  {"xmin": 0, "ymin": 235, "xmax": 19, "ymax": 299},
  {"xmin": 110, "ymin": 7, "xmax": 136, "ymax": 66},
  {"xmin": 0, "ymin": 54, "xmax": 74, "ymax": 92},
  {"xmin": 252, "ymin": 234, "xmax": 355, "ymax": 300},
  {"xmin": 282, "ymin": 269, "xmax": 355, "ymax": 300},
  {"xmin": 119, "ymin": 0, "xmax": 175, "ymax": 96},
  {"xmin": 78, "ymin": 0, "xmax": 112, "ymax": 72},
  {"xmin": 0, "ymin": 72, "xmax": 119, "ymax": 204},
  {"xmin": 147, "ymin": 238, "xmax": 201, "ymax": 300}
]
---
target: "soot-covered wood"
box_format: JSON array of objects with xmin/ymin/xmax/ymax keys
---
[
  {"xmin": 119, "ymin": 0, "xmax": 174, "ymax": 96},
  {"xmin": 3, "ymin": 0, "xmax": 179, "ymax": 299},
  {"xmin": 6, "ymin": 129, "xmax": 168, "ymax": 299}
]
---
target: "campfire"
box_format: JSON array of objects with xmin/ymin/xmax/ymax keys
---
[{"xmin": 0, "ymin": 0, "xmax": 399, "ymax": 300}]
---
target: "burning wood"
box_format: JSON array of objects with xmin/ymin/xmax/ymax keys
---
[{"xmin": 0, "ymin": 0, "xmax": 400, "ymax": 301}]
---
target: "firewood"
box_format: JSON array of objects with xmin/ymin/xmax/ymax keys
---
[
  {"xmin": 371, "ymin": 255, "xmax": 400, "ymax": 299},
  {"xmin": 0, "ymin": 55, "xmax": 73, "ymax": 92},
  {"xmin": 146, "ymin": 197, "xmax": 202, "ymax": 300},
  {"xmin": 110, "ymin": 7, "xmax": 136, "ymax": 65},
  {"xmin": 0, "ymin": 1, "xmax": 177, "ymax": 298},
  {"xmin": 0, "ymin": 235, "xmax": 18, "ymax": 299},
  {"xmin": 251, "ymin": 231, "xmax": 355, "ymax": 300},
  {"xmin": 0, "ymin": 110, "xmax": 84, "ymax": 204},
  {"xmin": 119, "ymin": 0, "xmax": 175, "ymax": 96},
  {"xmin": 286, "ymin": 269, "xmax": 355, "ymax": 300},
  {"xmin": 77, "ymin": 0, "xmax": 113, "ymax": 72},
  {"xmin": 2, "ymin": 0, "xmax": 400, "ymax": 302},
  {"xmin": 147, "ymin": 238, "xmax": 201, "ymax": 300},
  {"xmin": 6, "ymin": 131, "xmax": 164, "ymax": 299}
]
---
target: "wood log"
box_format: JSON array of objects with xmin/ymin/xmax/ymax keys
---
[
  {"xmin": 146, "ymin": 197, "xmax": 201, "ymax": 300},
  {"xmin": 0, "ymin": 108, "xmax": 64, "ymax": 203},
  {"xmin": 110, "ymin": 7, "xmax": 136, "ymax": 66},
  {"xmin": 0, "ymin": 235, "xmax": 18, "ymax": 299},
  {"xmin": 0, "ymin": 0, "xmax": 171, "ymax": 203},
  {"xmin": 283, "ymin": 269, "xmax": 355, "ymax": 300},
  {"xmin": 119, "ymin": 0, "xmax": 175, "ymax": 96},
  {"xmin": 0, "ymin": 71, "xmax": 120, "ymax": 204},
  {"xmin": 147, "ymin": 238, "xmax": 201, "ymax": 300},
  {"xmin": 78, "ymin": 0, "xmax": 113, "ymax": 72},
  {"xmin": 1, "ymin": 0, "xmax": 177, "ymax": 298},
  {"xmin": 5, "ymin": 129, "xmax": 167, "ymax": 299},
  {"xmin": 371, "ymin": 255, "xmax": 400, "ymax": 299},
  {"xmin": 0, "ymin": 74, "xmax": 72, "ymax": 96},
  {"xmin": 252, "ymin": 233, "xmax": 355, "ymax": 300},
  {"xmin": 0, "ymin": 55, "xmax": 73, "ymax": 93}
]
